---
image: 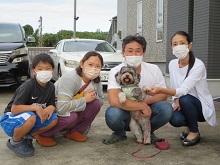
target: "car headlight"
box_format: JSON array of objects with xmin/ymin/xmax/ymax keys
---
[
  {"xmin": 12, "ymin": 47, "xmax": 28, "ymax": 56},
  {"xmin": 64, "ymin": 60, "xmax": 79, "ymax": 68},
  {"xmin": 11, "ymin": 47, "xmax": 29, "ymax": 63},
  {"xmin": 12, "ymin": 55, "xmax": 28, "ymax": 63}
]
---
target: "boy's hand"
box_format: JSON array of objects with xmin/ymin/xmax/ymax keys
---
[
  {"xmin": 35, "ymin": 106, "xmax": 48, "ymax": 123},
  {"xmin": 44, "ymin": 106, "xmax": 55, "ymax": 120}
]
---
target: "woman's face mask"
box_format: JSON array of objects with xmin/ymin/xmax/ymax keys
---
[
  {"xmin": 35, "ymin": 70, "xmax": 53, "ymax": 83},
  {"xmin": 172, "ymin": 45, "xmax": 189, "ymax": 59},
  {"xmin": 124, "ymin": 54, "xmax": 143, "ymax": 68},
  {"xmin": 83, "ymin": 67, "xmax": 101, "ymax": 80}
]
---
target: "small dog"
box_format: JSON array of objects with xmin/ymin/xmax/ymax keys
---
[{"xmin": 115, "ymin": 66, "xmax": 152, "ymax": 144}]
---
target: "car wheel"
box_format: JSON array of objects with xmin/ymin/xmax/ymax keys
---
[{"xmin": 58, "ymin": 67, "xmax": 62, "ymax": 78}]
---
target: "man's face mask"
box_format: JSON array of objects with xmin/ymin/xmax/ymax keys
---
[{"xmin": 124, "ymin": 54, "xmax": 143, "ymax": 68}]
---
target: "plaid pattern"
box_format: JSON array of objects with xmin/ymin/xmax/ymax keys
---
[{"xmin": 0, "ymin": 112, "xmax": 57, "ymax": 137}]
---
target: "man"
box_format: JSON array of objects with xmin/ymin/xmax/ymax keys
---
[{"xmin": 102, "ymin": 34, "xmax": 173, "ymax": 145}]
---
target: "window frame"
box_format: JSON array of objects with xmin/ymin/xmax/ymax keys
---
[
  {"xmin": 137, "ymin": 0, "xmax": 143, "ymax": 36},
  {"xmin": 156, "ymin": 0, "xmax": 163, "ymax": 42}
]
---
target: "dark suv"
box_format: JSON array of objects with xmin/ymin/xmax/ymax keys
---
[{"xmin": 0, "ymin": 22, "xmax": 35, "ymax": 87}]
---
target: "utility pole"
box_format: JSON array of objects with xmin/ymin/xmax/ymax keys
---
[
  {"xmin": 73, "ymin": 0, "xmax": 79, "ymax": 38},
  {"xmin": 38, "ymin": 16, "xmax": 43, "ymax": 47}
]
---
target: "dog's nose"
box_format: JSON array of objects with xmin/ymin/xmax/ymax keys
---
[{"xmin": 125, "ymin": 74, "xmax": 129, "ymax": 77}]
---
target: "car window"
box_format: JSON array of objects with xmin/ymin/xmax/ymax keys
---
[
  {"xmin": 63, "ymin": 40, "xmax": 116, "ymax": 52},
  {"xmin": 95, "ymin": 42, "xmax": 116, "ymax": 52},
  {"xmin": 0, "ymin": 24, "xmax": 23, "ymax": 43}
]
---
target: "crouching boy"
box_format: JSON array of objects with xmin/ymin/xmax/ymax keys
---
[{"xmin": 0, "ymin": 53, "xmax": 57, "ymax": 157}]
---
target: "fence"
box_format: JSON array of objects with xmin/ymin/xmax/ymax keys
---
[{"xmin": 28, "ymin": 47, "xmax": 54, "ymax": 62}]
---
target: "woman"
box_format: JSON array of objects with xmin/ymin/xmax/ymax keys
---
[
  {"xmin": 35, "ymin": 51, "xmax": 104, "ymax": 146},
  {"xmin": 147, "ymin": 31, "xmax": 216, "ymax": 146}
]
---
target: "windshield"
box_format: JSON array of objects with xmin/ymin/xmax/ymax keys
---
[
  {"xmin": 0, "ymin": 24, "xmax": 23, "ymax": 43},
  {"xmin": 63, "ymin": 40, "xmax": 116, "ymax": 52}
]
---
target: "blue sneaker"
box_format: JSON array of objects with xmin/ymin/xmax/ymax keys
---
[{"xmin": 6, "ymin": 139, "xmax": 34, "ymax": 157}]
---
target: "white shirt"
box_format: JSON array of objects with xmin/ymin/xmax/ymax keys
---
[
  {"xmin": 108, "ymin": 62, "xmax": 166, "ymax": 90},
  {"xmin": 169, "ymin": 58, "xmax": 216, "ymax": 127}
]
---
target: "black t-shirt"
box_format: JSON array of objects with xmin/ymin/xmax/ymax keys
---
[{"xmin": 4, "ymin": 78, "xmax": 55, "ymax": 113}]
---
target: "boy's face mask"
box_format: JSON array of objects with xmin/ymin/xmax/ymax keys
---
[{"xmin": 35, "ymin": 70, "xmax": 53, "ymax": 83}]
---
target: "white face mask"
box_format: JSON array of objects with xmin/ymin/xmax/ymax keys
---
[
  {"xmin": 83, "ymin": 67, "xmax": 101, "ymax": 80},
  {"xmin": 35, "ymin": 70, "xmax": 53, "ymax": 83},
  {"xmin": 172, "ymin": 45, "xmax": 189, "ymax": 59},
  {"xmin": 125, "ymin": 55, "xmax": 143, "ymax": 68}
]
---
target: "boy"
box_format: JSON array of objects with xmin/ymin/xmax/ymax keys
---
[{"xmin": 0, "ymin": 53, "xmax": 57, "ymax": 157}]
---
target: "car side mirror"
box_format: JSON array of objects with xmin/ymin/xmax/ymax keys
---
[
  {"xmin": 49, "ymin": 49, "xmax": 58, "ymax": 56},
  {"xmin": 27, "ymin": 36, "xmax": 35, "ymax": 43}
]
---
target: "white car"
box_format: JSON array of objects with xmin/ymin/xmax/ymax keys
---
[{"xmin": 49, "ymin": 39, "xmax": 123, "ymax": 85}]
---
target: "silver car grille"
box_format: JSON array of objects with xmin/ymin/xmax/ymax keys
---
[{"xmin": 0, "ymin": 53, "xmax": 10, "ymax": 63}]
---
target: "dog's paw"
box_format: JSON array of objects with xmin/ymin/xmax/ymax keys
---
[
  {"xmin": 142, "ymin": 85, "xmax": 152, "ymax": 92},
  {"xmin": 118, "ymin": 92, "xmax": 126, "ymax": 104}
]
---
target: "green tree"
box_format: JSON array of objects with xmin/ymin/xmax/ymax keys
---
[
  {"xmin": 23, "ymin": 24, "xmax": 34, "ymax": 37},
  {"xmin": 42, "ymin": 33, "xmax": 58, "ymax": 47}
]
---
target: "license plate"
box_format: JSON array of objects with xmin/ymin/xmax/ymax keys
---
[{"xmin": 100, "ymin": 72, "xmax": 109, "ymax": 81}]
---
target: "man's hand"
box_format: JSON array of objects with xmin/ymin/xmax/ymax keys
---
[{"xmin": 139, "ymin": 102, "xmax": 152, "ymax": 118}]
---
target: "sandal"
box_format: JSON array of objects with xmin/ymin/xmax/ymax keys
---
[{"xmin": 102, "ymin": 134, "xmax": 127, "ymax": 145}]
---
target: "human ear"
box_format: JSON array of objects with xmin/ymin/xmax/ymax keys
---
[
  {"xmin": 189, "ymin": 42, "xmax": 193, "ymax": 50},
  {"xmin": 32, "ymin": 68, "xmax": 36, "ymax": 77}
]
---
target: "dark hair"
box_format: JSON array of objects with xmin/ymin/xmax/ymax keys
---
[
  {"xmin": 76, "ymin": 51, "xmax": 104, "ymax": 83},
  {"xmin": 171, "ymin": 31, "xmax": 195, "ymax": 79},
  {"xmin": 32, "ymin": 53, "xmax": 54, "ymax": 69},
  {"xmin": 122, "ymin": 34, "xmax": 147, "ymax": 53}
]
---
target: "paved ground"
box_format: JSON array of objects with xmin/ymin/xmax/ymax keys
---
[{"xmin": 0, "ymin": 87, "xmax": 220, "ymax": 165}]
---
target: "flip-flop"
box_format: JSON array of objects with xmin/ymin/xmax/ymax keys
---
[{"xmin": 102, "ymin": 134, "xmax": 127, "ymax": 145}]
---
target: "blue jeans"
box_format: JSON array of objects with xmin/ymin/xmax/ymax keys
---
[
  {"xmin": 105, "ymin": 101, "xmax": 173, "ymax": 137},
  {"xmin": 169, "ymin": 94, "xmax": 205, "ymax": 133}
]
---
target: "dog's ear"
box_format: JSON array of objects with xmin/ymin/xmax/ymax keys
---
[
  {"xmin": 115, "ymin": 72, "xmax": 121, "ymax": 84},
  {"xmin": 134, "ymin": 72, "xmax": 141, "ymax": 85}
]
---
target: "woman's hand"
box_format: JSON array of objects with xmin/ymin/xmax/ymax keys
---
[
  {"xmin": 84, "ymin": 89, "xmax": 97, "ymax": 103},
  {"xmin": 146, "ymin": 87, "xmax": 162, "ymax": 96},
  {"xmin": 173, "ymin": 98, "xmax": 181, "ymax": 111}
]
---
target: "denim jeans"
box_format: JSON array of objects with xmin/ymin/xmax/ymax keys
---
[
  {"xmin": 105, "ymin": 101, "xmax": 173, "ymax": 137},
  {"xmin": 169, "ymin": 94, "xmax": 205, "ymax": 133}
]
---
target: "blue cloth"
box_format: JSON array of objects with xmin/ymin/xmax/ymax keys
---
[
  {"xmin": 169, "ymin": 94, "xmax": 205, "ymax": 133},
  {"xmin": 0, "ymin": 111, "xmax": 57, "ymax": 137},
  {"xmin": 105, "ymin": 101, "xmax": 173, "ymax": 137}
]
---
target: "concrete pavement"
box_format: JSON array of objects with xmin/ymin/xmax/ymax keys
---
[{"xmin": 0, "ymin": 87, "xmax": 220, "ymax": 165}]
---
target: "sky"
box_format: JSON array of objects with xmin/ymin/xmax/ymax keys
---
[{"xmin": 0, "ymin": 0, "xmax": 117, "ymax": 34}]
